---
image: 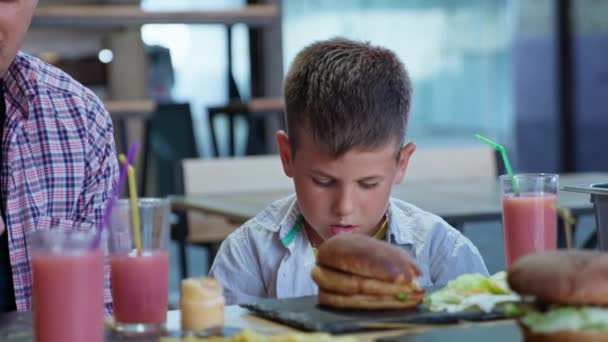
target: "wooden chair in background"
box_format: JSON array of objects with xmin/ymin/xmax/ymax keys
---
[{"xmin": 177, "ymin": 155, "xmax": 291, "ymax": 277}]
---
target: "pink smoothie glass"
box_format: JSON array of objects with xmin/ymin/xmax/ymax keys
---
[
  {"xmin": 108, "ymin": 198, "xmax": 171, "ymax": 335},
  {"xmin": 500, "ymin": 173, "xmax": 559, "ymax": 267},
  {"xmin": 29, "ymin": 229, "xmax": 105, "ymax": 342}
]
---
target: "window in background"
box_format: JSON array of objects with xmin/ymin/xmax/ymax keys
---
[
  {"xmin": 140, "ymin": 0, "xmax": 516, "ymax": 156},
  {"xmin": 141, "ymin": 0, "xmax": 251, "ymax": 157},
  {"xmin": 514, "ymin": 0, "xmax": 608, "ymax": 173},
  {"xmin": 283, "ymin": 0, "xmax": 516, "ymax": 149}
]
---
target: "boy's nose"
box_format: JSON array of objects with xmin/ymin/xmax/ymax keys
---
[{"xmin": 332, "ymin": 187, "xmax": 355, "ymax": 217}]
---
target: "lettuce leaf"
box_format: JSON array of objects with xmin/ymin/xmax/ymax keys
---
[
  {"xmin": 522, "ymin": 307, "xmax": 608, "ymax": 333},
  {"xmin": 424, "ymin": 272, "xmax": 519, "ymax": 313}
]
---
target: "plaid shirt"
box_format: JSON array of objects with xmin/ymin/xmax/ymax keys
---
[{"xmin": 1, "ymin": 52, "xmax": 118, "ymax": 312}]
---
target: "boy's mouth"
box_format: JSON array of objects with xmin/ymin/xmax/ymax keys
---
[{"xmin": 330, "ymin": 225, "xmax": 357, "ymax": 236}]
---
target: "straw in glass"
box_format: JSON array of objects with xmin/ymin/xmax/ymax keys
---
[
  {"xmin": 475, "ymin": 134, "xmax": 520, "ymax": 196},
  {"xmin": 91, "ymin": 142, "xmax": 139, "ymax": 249},
  {"xmin": 125, "ymin": 160, "xmax": 142, "ymax": 254}
]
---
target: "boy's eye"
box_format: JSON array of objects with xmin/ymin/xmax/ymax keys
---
[
  {"xmin": 359, "ymin": 181, "xmax": 379, "ymax": 189},
  {"xmin": 312, "ymin": 177, "xmax": 334, "ymax": 187}
]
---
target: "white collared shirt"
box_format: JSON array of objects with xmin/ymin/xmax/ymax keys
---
[{"xmin": 209, "ymin": 195, "xmax": 489, "ymax": 305}]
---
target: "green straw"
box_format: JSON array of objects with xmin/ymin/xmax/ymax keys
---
[{"xmin": 475, "ymin": 134, "xmax": 520, "ymax": 196}]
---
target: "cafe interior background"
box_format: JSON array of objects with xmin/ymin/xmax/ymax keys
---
[{"xmin": 25, "ymin": 0, "xmax": 608, "ymax": 306}]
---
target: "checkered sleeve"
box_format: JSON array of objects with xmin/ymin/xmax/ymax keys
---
[{"xmin": 78, "ymin": 93, "xmax": 119, "ymax": 314}]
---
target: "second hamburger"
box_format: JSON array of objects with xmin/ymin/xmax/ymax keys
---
[{"xmin": 507, "ymin": 250, "xmax": 608, "ymax": 341}]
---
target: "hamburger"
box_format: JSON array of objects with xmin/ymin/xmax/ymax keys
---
[
  {"xmin": 312, "ymin": 233, "xmax": 424, "ymax": 310},
  {"xmin": 507, "ymin": 250, "xmax": 608, "ymax": 341}
]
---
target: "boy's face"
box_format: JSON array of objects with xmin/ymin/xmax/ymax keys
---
[{"xmin": 277, "ymin": 130, "xmax": 415, "ymax": 240}]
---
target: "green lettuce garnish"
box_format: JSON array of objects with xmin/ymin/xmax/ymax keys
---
[
  {"xmin": 396, "ymin": 293, "xmax": 409, "ymax": 301},
  {"xmin": 424, "ymin": 272, "xmax": 519, "ymax": 313},
  {"xmin": 522, "ymin": 307, "xmax": 608, "ymax": 333}
]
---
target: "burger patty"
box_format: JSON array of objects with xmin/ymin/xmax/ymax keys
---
[
  {"xmin": 312, "ymin": 265, "xmax": 422, "ymax": 296},
  {"xmin": 318, "ymin": 289, "xmax": 424, "ymax": 310}
]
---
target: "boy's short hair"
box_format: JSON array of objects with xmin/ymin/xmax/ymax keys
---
[{"xmin": 284, "ymin": 37, "xmax": 412, "ymax": 157}]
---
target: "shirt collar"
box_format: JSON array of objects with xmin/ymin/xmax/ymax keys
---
[
  {"xmin": 387, "ymin": 198, "xmax": 416, "ymax": 246},
  {"xmin": 277, "ymin": 197, "xmax": 417, "ymax": 249},
  {"xmin": 2, "ymin": 52, "xmax": 38, "ymax": 120},
  {"xmin": 277, "ymin": 196, "xmax": 302, "ymax": 249}
]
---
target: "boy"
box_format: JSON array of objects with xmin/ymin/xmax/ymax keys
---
[{"xmin": 209, "ymin": 38, "xmax": 488, "ymax": 305}]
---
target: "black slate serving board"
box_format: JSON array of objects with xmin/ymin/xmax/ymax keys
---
[{"xmin": 240, "ymin": 295, "xmax": 507, "ymax": 334}]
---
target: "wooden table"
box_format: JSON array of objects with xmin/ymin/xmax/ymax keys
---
[
  {"xmin": 170, "ymin": 172, "xmax": 607, "ymax": 276},
  {"xmin": 0, "ymin": 306, "xmax": 521, "ymax": 342},
  {"xmin": 171, "ymin": 172, "xmax": 608, "ymax": 226}
]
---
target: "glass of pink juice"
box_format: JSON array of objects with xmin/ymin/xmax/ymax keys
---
[
  {"xmin": 500, "ymin": 173, "xmax": 559, "ymax": 266},
  {"xmin": 28, "ymin": 229, "xmax": 105, "ymax": 342},
  {"xmin": 108, "ymin": 198, "xmax": 171, "ymax": 335}
]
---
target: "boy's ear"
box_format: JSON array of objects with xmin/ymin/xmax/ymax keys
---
[
  {"xmin": 394, "ymin": 142, "xmax": 416, "ymax": 184},
  {"xmin": 276, "ymin": 130, "xmax": 295, "ymax": 178}
]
